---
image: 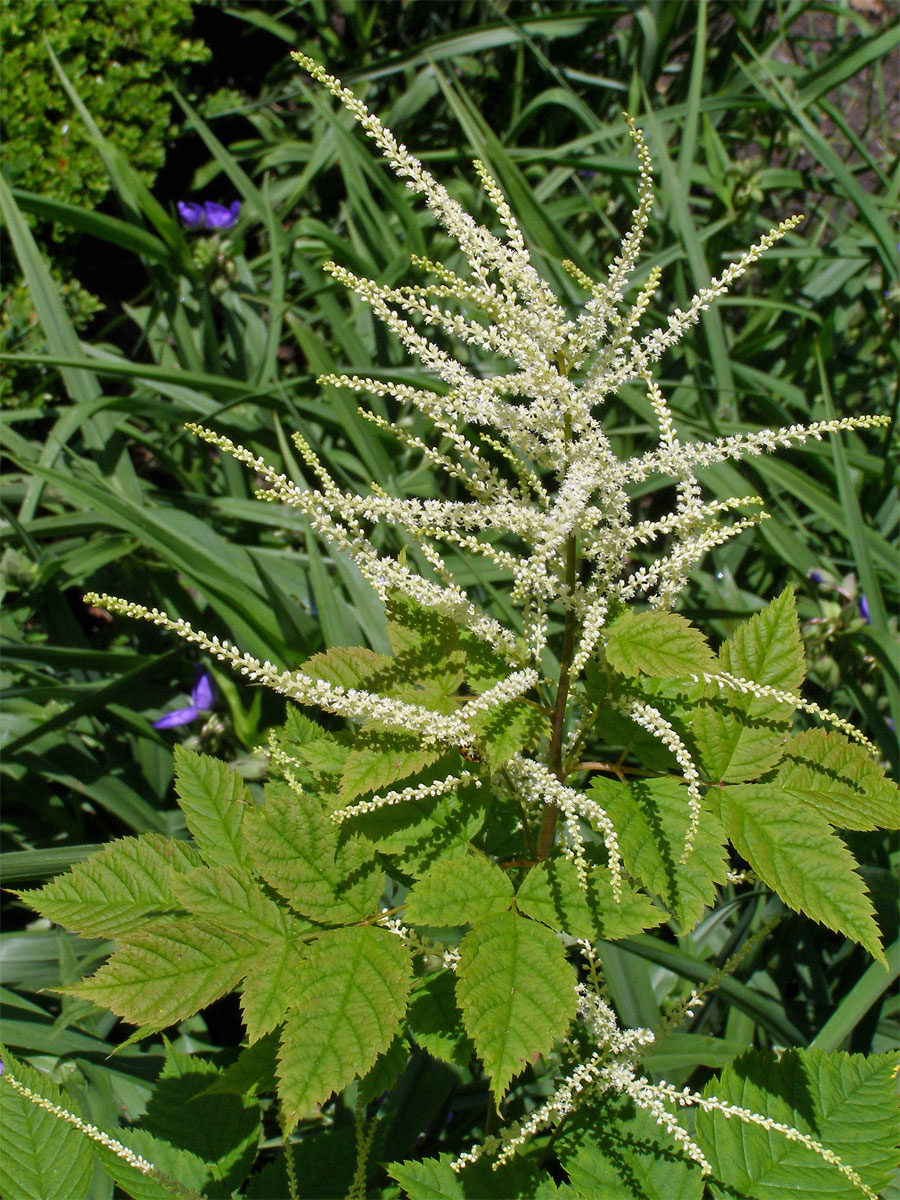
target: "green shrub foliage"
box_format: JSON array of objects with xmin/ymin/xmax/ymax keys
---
[{"xmin": 1, "ymin": 0, "xmax": 207, "ymax": 206}]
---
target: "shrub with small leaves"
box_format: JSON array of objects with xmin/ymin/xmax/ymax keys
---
[
  {"xmin": 0, "ymin": 0, "xmax": 208, "ymax": 407},
  {"xmin": 1, "ymin": 0, "xmax": 208, "ymax": 207}
]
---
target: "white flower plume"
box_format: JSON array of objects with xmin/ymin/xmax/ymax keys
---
[{"xmin": 80, "ymin": 57, "xmax": 888, "ymax": 1187}]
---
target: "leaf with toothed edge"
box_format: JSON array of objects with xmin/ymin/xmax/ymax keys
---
[
  {"xmin": 67, "ymin": 918, "xmax": 260, "ymax": 1033},
  {"xmin": 720, "ymin": 784, "xmax": 884, "ymax": 964},
  {"xmin": 692, "ymin": 586, "xmax": 805, "ymax": 784},
  {"xmin": 20, "ymin": 832, "xmax": 200, "ymax": 939},
  {"xmin": 455, "ymin": 911, "xmax": 578, "ymax": 1103},
  {"xmin": 173, "ymin": 745, "xmax": 251, "ymax": 869},
  {"xmin": 605, "ymin": 609, "xmax": 716, "ymax": 678},
  {"xmin": 277, "ymin": 926, "xmax": 413, "ymax": 1127},
  {"xmin": 695, "ymin": 1049, "xmax": 900, "ymax": 1199}
]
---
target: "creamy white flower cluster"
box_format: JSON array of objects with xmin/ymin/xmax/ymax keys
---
[
  {"xmin": 88, "ymin": 52, "xmax": 884, "ymax": 886},
  {"xmin": 453, "ymin": 978, "xmax": 877, "ymax": 1198},
  {"xmin": 505, "ymin": 754, "xmax": 623, "ymax": 896},
  {"xmin": 71, "ymin": 57, "xmax": 886, "ymax": 1197}
]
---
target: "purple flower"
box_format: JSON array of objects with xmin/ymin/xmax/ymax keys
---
[
  {"xmin": 808, "ymin": 570, "xmax": 824, "ymax": 584},
  {"xmin": 153, "ymin": 666, "xmax": 215, "ymax": 729},
  {"xmin": 177, "ymin": 199, "xmax": 241, "ymax": 232},
  {"xmin": 859, "ymin": 594, "xmax": 871, "ymax": 624}
]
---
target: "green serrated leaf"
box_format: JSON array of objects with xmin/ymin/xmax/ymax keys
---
[
  {"xmin": 776, "ymin": 729, "xmax": 900, "ymax": 830},
  {"xmin": 408, "ymin": 970, "xmax": 472, "ymax": 1067},
  {"xmin": 172, "ymin": 864, "xmax": 296, "ymax": 941},
  {"xmin": 340, "ymin": 727, "xmax": 445, "ymax": 803},
  {"xmin": 589, "ymin": 776, "xmax": 727, "ymax": 931},
  {"xmin": 516, "ymin": 858, "xmax": 666, "ymax": 941},
  {"xmin": 405, "ymin": 854, "xmax": 514, "ymax": 927},
  {"xmin": 604, "ymin": 610, "xmax": 715, "ymax": 678},
  {"xmin": 95, "ymin": 1126, "xmax": 210, "ymax": 1200},
  {"xmin": 390, "ymin": 1151, "xmax": 554, "ymax": 1200},
  {"xmin": 696, "ymin": 1049, "xmax": 900, "ymax": 1199},
  {"xmin": 278, "ymin": 926, "xmax": 413, "ymax": 1126},
  {"xmin": 296, "ymin": 731, "xmax": 350, "ymax": 801},
  {"xmin": 693, "ymin": 586, "xmax": 805, "ymax": 783},
  {"xmin": 458, "ymin": 627, "xmax": 513, "ymax": 692},
  {"xmin": 174, "ymin": 746, "xmax": 250, "ymax": 870},
  {"xmin": 358, "ymin": 1033, "xmax": 409, "ymax": 1106},
  {"xmin": 301, "ymin": 645, "xmax": 392, "ymax": 689},
  {"xmin": 347, "ymin": 766, "xmax": 483, "ymax": 875},
  {"xmin": 589, "ymin": 699, "xmax": 679, "ymax": 772},
  {"xmin": 197, "ymin": 1032, "xmax": 278, "ymax": 1098},
  {"xmin": 20, "ymin": 833, "xmax": 200, "ymax": 938},
  {"xmin": 244, "ymin": 1129, "xmax": 356, "ymax": 1200},
  {"xmin": 240, "ymin": 938, "xmax": 306, "ymax": 1044},
  {"xmin": 558, "ymin": 1092, "xmax": 704, "ymax": 1200},
  {"xmin": 456, "ymin": 1148, "xmax": 549, "ymax": 1198},
  {"xmin": 269, "ymin": 714, "xmax": 347, "ymax": 801},
  {"xmin": 389, "ymin": 1153, "xmax": 466, "ymax": 1199},
  {"xmin": 140, "ymin": 1042, "xmax": 261, "ymax": 1197},
  {"xmin": 469, "ymin": 700, "xmax": 545, "ymax": 766},
  {"xmin": 0, "ymin": 1052, "xmax": 93, "ymax": 1200},
  {"xmin": 383, "ymin": 594, "xmax": 467, "ymax": 700},
  {"xmin": 244, "ymin": 786, "xmax": 383, "ymax": 925},
  {"xmin": 69, "ymin": 918, "xmax": 259, "ymax": 1032},
  {"xmin": 386, "ymin": 592, "xmax": 460, "ymax": 667},
  {"xmin": 456, "ymin": 911, "xmax": 578, "ymax": 1102},
  {"xmin": 281, "ymin": 706, "xmax": 328, "ymax": 748},
  {"xmin": 721, "ymin": 784, "xmax": 884, "ymax": 963}
]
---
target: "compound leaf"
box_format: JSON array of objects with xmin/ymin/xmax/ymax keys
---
[{"xmin": 456, "ymin": 911, "xmax": 578, "ymax": 1102}]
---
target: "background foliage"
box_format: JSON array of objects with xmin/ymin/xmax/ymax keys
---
[{"xmin": 1, "ymin": 1, "xmax": 897, "ymax": 1197}]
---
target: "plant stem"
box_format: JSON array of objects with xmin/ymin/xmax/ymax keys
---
[{"xmin": 538, "ymin": 529, "xmax": 579, "ymax": 860}]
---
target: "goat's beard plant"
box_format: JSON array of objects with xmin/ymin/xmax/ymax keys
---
[{"xmin": 15, "ymin": 53, "xmax": 898, "ymax": 1200}]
